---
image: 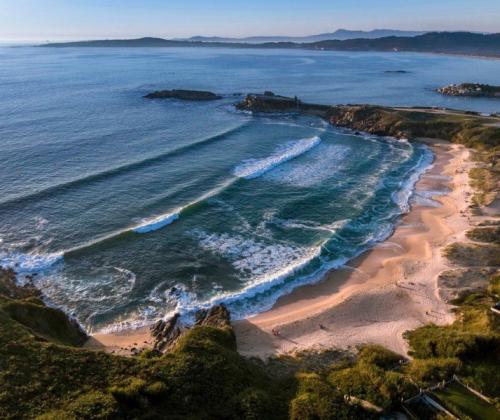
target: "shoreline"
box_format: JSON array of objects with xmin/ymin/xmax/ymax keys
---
[
  {"xmin": 87, "ymin": 138, "xmax": 475, "ymax": 358},
  {"xmin": 234, "ymin": 139, "xmax": 473, "ymax": 357}
]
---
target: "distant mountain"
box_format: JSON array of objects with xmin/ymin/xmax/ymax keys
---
[
  {"xmin": 308, "ymin": 32, "xmax": 500, "ymax": 56},
  {"xmin": 179, "ymin": 29, "xmax": 426, "ymax": 43},
  {"xmin": 39, "ymin": 32, "xmax": 500, "ymax": 58}
]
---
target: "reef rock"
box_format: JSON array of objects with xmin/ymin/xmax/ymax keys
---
[{"xmin": 144, "ymin": 89, "xmax": 222, "ymax": 101}]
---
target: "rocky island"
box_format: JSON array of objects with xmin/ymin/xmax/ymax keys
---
[
  {"xmin": 144, "ymin": 89, "xmax": 222, "ymax": 101},
  {"xmin": 437, "ymin": 83, "xmax": 500, "ymax": 98},
  {"xmin": 236, "ymin": 91, "xmax": 330, "ymax": 115}
]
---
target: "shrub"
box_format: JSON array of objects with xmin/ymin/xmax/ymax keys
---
[
  {"xmin": 405, "ymin": 358, "xmax": 461, "ymax": 386},
  {"xmin": 290, "ymin": 373, "xmax": 366, "ymax": 420},
  {"xmin": 357, "ymin": 345, "xmax": 404, "ymax": 369}
]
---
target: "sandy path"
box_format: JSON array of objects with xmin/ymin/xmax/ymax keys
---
[{"xmin": 233, "ymin": 140, "xmax": 473, "ymax": 358}]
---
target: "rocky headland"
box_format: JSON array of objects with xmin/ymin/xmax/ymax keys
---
[
  {"xmin": 150, "ymin": 304, "xmax": 232, "ymax": 353},
  {"xmin": 144, "ymin": 89, "xmax": 222, "ymax": 101},
  {"xmin": 437, "ymin": 83, "xmax": 500, "ymax": 98}
]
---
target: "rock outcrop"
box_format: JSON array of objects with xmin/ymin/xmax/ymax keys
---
[
  {"xmin": 0, "ymin": 267, "xmax": 40, "ymax": 300},
  {"xmin": 236, "ymin": 92, "xmax": 330, "ymax": 115},
  {"xmin": 0, "ymin": 267, "xmax": 88, "ymax": 346},
  {"xmin": 151, "ymin": 304, "xmax": 231, "ymax": 353},
  {"xmin": 436, "ymin": 83, "xmax": 500, "ymax": 98},
  {"xmin": 144, "ymin": 89, "xmax": 222, "ymax": 101}
]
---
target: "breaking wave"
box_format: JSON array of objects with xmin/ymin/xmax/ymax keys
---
[{"xmin": 233, "ymin": 136, "xmax": 321, "ymax": 179}]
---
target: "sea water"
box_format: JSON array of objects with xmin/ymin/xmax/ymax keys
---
[{"xmin": 1, "ymin": 46, "xmax": 499, "ymax": 332}]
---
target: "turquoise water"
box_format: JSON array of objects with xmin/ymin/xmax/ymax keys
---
[{"xmin": 1, "ymin": 47, "xmax": 499, "ymax": 332}]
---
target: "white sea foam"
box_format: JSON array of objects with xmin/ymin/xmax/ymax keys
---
[
  {"xmin": 192, "ymin": 230, "xmax": 315, "ymax": 278},
  {"xmin": 133, "ymin": 179, "xmax": 236, "ymax": 234},
  {"xmin": 233, "ymin": 136, "xmax": 321, "ymax": 179},
  {"xmin": 269, "ymin": 217, "xmax": 349, "ymax": 234},
  {"xmin": 391, "ymin": 145, "xmax": 434, "ymax": 213},
  {"xmin": 0, "ymin": 249, "xmax": 63, "ymax": 274},
  {"xmin": 133, "ymin": 211, "xmax": 180, "ymax": 234},
  {"xmin": 264, "ymin": 144, "xmax": 350, "ymax": 187}
]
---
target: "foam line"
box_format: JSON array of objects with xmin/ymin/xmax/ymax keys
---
[
  {"xmin": 233, "ymin": 136, "xmax": 321, "ymax": 179},
  {"xmin": 133, "ymin": 212, "xmax": 180, "ymax": 233}
]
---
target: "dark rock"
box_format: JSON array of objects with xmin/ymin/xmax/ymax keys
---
[
  {"xmin": 144, "ymin": 89, "xmax": 222, "ymax": 101},
  {"xmin": 236, "ymin": 92, "xmax": 330, "ymax": 115},
  {"xmin": 151, "ymin": 313, "xmax": 182, "ymax": 353},
  {"xmin": 0, "ymin": 268, "xmax": 41, "ymax": 300},
  {"xmin": 151, "ymin": 304, "xmax": 231, "ymax": 353},
  {"xmin": 194, "ymin": 304, "xmax": 231, "ymax": 329}
]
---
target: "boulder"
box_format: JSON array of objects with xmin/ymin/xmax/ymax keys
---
[{"xmin": 151, "ymin": 304, "xmax": 231, "ymax": 353}]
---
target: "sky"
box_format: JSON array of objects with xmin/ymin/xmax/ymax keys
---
[{"xmin": 1, "ymin": 0, "xmax": 499, "ymax": 41}]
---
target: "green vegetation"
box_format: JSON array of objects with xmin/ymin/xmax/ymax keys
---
[
  {"xmin": 432, "ymin": 381, "xmax": 499, "ymax": 420},
  {"xmin": 405, "ymin": 271, "xmax": 500, "ymax": 400},
  {"xmin": 327, "ymin": 345, "xmax": 415, "ymax": 409},
  {"xmin": 327, "ymin": 105, "xmax": 500, "ymax": 150},
  {"xmin": 443, "ymin": 242, "xmax": 500, "ymax": 267},
  {"xmin": 2, "ymin": 264, "xmax": 499, "ymax": 419},
  {"xmin": 1, "ymin": 268, "xmax": 375, "ymax": 419},
  {"xmin": 466, "ymin": 226, "xmax": 500, "ymax": 244},
  {"xmin": 289, "ymin": 373, "xmax": 367, "ymax": 420},
  {"xmin": 469, "ymin": 148, "xmax": 500, "ymax": 208}
]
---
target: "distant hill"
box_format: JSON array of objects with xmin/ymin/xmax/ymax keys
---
[
  {"xmin": 180, "ymin": 29, "xmax": 426, "ymax": 43},
  {"xmin": 40, "ymin": 37, "xmax": 190, "ymax": 48},
  {"xmin": 308, "ymin": 32, "xmax": 500, "ymax": 56},
  {"xmin": 39, "ymin": 32, "xmax": 500, "ymax": 57}
]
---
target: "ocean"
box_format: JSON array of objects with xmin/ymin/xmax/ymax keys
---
[{"xmin": 1, "ymin": 46, "xmax": 499, "ymax": 332}]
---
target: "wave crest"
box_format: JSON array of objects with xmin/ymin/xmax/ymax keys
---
[{"xmin": 233, "ymin": 136, "xmax": 321, "ymax": 179}]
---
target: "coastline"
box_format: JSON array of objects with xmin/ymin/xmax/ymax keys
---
[{"xmin": 87, "ymin": 139, "xmax": 475, "ymax": 357}]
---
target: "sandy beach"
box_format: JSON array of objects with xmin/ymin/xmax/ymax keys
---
[
  {"xmin": 234, "ymin": 139, "xmax": 474, "ymax": 357},
  {"xmin": 88, "ymin": 139, "xmax": 476, "ymax": 358}
]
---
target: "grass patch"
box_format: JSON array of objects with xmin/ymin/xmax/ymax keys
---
[
  {"xmin": 443, "ymin": 242, "xmax": 500, "ymax": 267},
  {"xmin": 466, "ymin": 227, "xmax": 500, "ymax": 244},
  {"xmin": 432, "ymin": 381, "xmax": 499, "ymax": 420}
]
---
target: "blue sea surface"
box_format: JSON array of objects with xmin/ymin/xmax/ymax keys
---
[{"xmin": 0, "ymin": 46, "xmax": 499, "ymax": 332}]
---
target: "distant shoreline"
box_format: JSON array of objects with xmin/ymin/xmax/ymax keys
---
[{"xmin": 34, "ymin": 32, "xmax": 500, "ymax": 59}]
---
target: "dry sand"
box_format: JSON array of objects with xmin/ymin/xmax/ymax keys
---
[{"xmin": 87, "ymin": 140, "xmax": 476, "ymax": 358}]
